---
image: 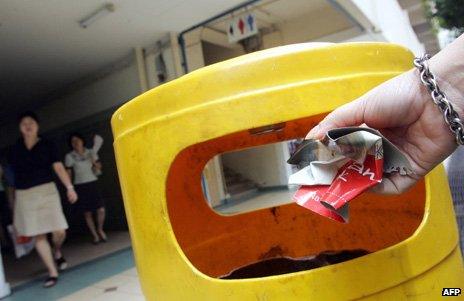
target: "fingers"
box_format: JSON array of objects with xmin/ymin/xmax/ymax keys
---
[
  {"xmin": 306, "ymin": 70, "xmax": 419, "ymax": 140},
  {"xmin": 306, "ymin": 97, "xmax": 367, "ymax": 139}
]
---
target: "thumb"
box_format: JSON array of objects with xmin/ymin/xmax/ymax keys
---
[{"xmin": 306, "ymin": 96, "xmax": 367, "ymax": 139}]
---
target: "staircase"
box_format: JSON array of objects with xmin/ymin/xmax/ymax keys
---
[{"xmin": 223, "ymin": 166, "xmax": 259, "ymax": 201}]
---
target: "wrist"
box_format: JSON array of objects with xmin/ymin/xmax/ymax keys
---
[
  {"xmin": 66, "ymin": 185, "xmax": 74, "ymax": 191},
  {"xmin": 414, "ymin": 54, "xmax": 464, "ymax": 148},
  {"xmin": 429, "ymin": 51, "xmax": 464, "ymax": 118}
]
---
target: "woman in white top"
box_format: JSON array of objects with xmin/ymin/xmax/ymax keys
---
[{"xmin": 65, "ymin": 133, "xmax": 107, "ymax": 244}]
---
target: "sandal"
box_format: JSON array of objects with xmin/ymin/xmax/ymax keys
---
[
  {"xmin": 55, "ymin": 257, "xmax": 68, "ymax": 271},
  {"xmin": 43, "ymin": 276, "xmax": 58, "ymax": 288},
  {"xmin": 92, "ymin": 236, "xmax": 100, "ymax": 245},
  {"xmin": 98, "ymin": 231, "xmax": 108, "ymax": 243}
]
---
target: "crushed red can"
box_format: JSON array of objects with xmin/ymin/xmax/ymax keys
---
[
  {"xmin": 293, "ymin": 185, "xmax": 347, "ymax": 222},
  {"xmin": 288, "ymin": 127, "xmax": 412, "ymax": 223}
]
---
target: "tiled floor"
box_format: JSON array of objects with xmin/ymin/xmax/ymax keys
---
[
  {"xmin": 58, "ymin": 268, "xmax": 144, "ymax": 301},
  {"xmin": 216, "ymin": 188, "xmax": 296, "ymax": 215},
  {"xmin": 4, "ymin": 230, "xmax": 132, "ymax": 287},
  {"xmin": 4, "ymin": 247, "xmax": 136, "ymax": 301}
]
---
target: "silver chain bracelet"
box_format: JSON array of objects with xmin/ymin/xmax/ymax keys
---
[{"xmin": 413, "ymin": 54, "xmax": 464, "ymax": 145}]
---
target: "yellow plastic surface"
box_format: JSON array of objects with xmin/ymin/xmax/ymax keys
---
[{"xmin": 112, "ymin": 43, "xmax": 464, "ymax": 300}]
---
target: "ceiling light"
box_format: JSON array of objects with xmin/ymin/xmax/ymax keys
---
[{"xmin": 79, "ymin": 3, "xmax": 115, "ymax": 29}]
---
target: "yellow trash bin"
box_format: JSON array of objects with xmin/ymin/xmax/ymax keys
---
[{"xmin": 111, "ymin": 43, "xmax": 464, "ymax": 300}]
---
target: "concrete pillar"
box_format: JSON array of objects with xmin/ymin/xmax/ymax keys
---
[
  {"xmin": 135, "ymin": 47, "xmax": 149, "ymax": 93},
  {"xmin": 169, "ymin": 32, "xmax": 184, "ymax": 77}
]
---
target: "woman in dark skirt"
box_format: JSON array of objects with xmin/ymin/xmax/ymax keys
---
[{"xmin": 65, "ymin": 133, "xmax": 107, "ymax": 244}]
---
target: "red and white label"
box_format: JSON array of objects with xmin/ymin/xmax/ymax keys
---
[{"xmin": 293, "ymin": 153, "xmax": 383, "ymax": 223}]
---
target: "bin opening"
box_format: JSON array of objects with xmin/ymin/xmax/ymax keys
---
[
  {"xmin": 202, "ymin": 137, "xmax": 300, "ymax": 216},
  {"xmin": 166, "ymin": 115, "xmax": 425, "ymax": 279},
  {"xmin": 220, "ymin": 249, "xmax": 370, "ymax": 279}
]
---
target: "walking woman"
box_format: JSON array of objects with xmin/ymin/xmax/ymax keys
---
[
  {"xmin": 8, "ymin": 112, "xmax": 77, "ymax": 288},
  {"xmin": 65, "ymin": 133, "xmax": 107, "ymax": 244}
]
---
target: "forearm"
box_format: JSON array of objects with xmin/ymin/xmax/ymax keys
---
[
  {"xmin": 66, "ymin": 169, "xmax": 72, "ymax": 181},
  {"xmin": 54, "ymin": 163, "xmax": 78, "ymax": 203},
  {"xmin": 53, "ymin": 162, "xmax": 74, "ymax": 189}
]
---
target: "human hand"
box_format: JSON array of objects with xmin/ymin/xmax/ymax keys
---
[
  {"xmin": 93, "ymin": 161, "xmax": 102, "ymax": 171},
  {"xmin": 306, "ymin": 53, "xmax": 464, "ymax": 194},
  {"xmin": 67, "ymin": 188, "xmax": 78, "ymax": 204}
]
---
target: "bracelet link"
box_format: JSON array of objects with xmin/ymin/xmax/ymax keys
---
[{"xmin": 414, "ymin": 54, "xmax": 464, "ymax": 145}]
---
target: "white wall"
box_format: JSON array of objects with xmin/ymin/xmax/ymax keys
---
[
  {"xmin": 0, "ymin": 61, "xmax": 140, "ymax": 148},
  {"xmin": 261, "ymin": 4, "xmax": 356, "ymax": 48},
  {"xmin": 41, "ymin": 63, "xmax": 139, "ymax": 132},
  {"xmin": 280, "ymin": 6, "xmax": 354, "ymax": 44},
  {"xmin": 203, "ymin": 156, "xmax": 227, "ymax": 207},
  {"xmin": 221, "ymin": 142, "xmax": 291, "ymax": 188},
  {"xmin": 186, "ymin": 43, "xmax": 205, "ymax": 71},
  {"xmin": 259, "ymin": 0, "xmax": 424, "ymax": 53},
  {"xmin": 341, "ymin": 0, "xmax": 425, "ymax": 54}
]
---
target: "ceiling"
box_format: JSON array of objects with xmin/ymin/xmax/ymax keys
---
[{"xmin": 0, "ymin": 0, "xmax": 252, "ymax": 118}]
